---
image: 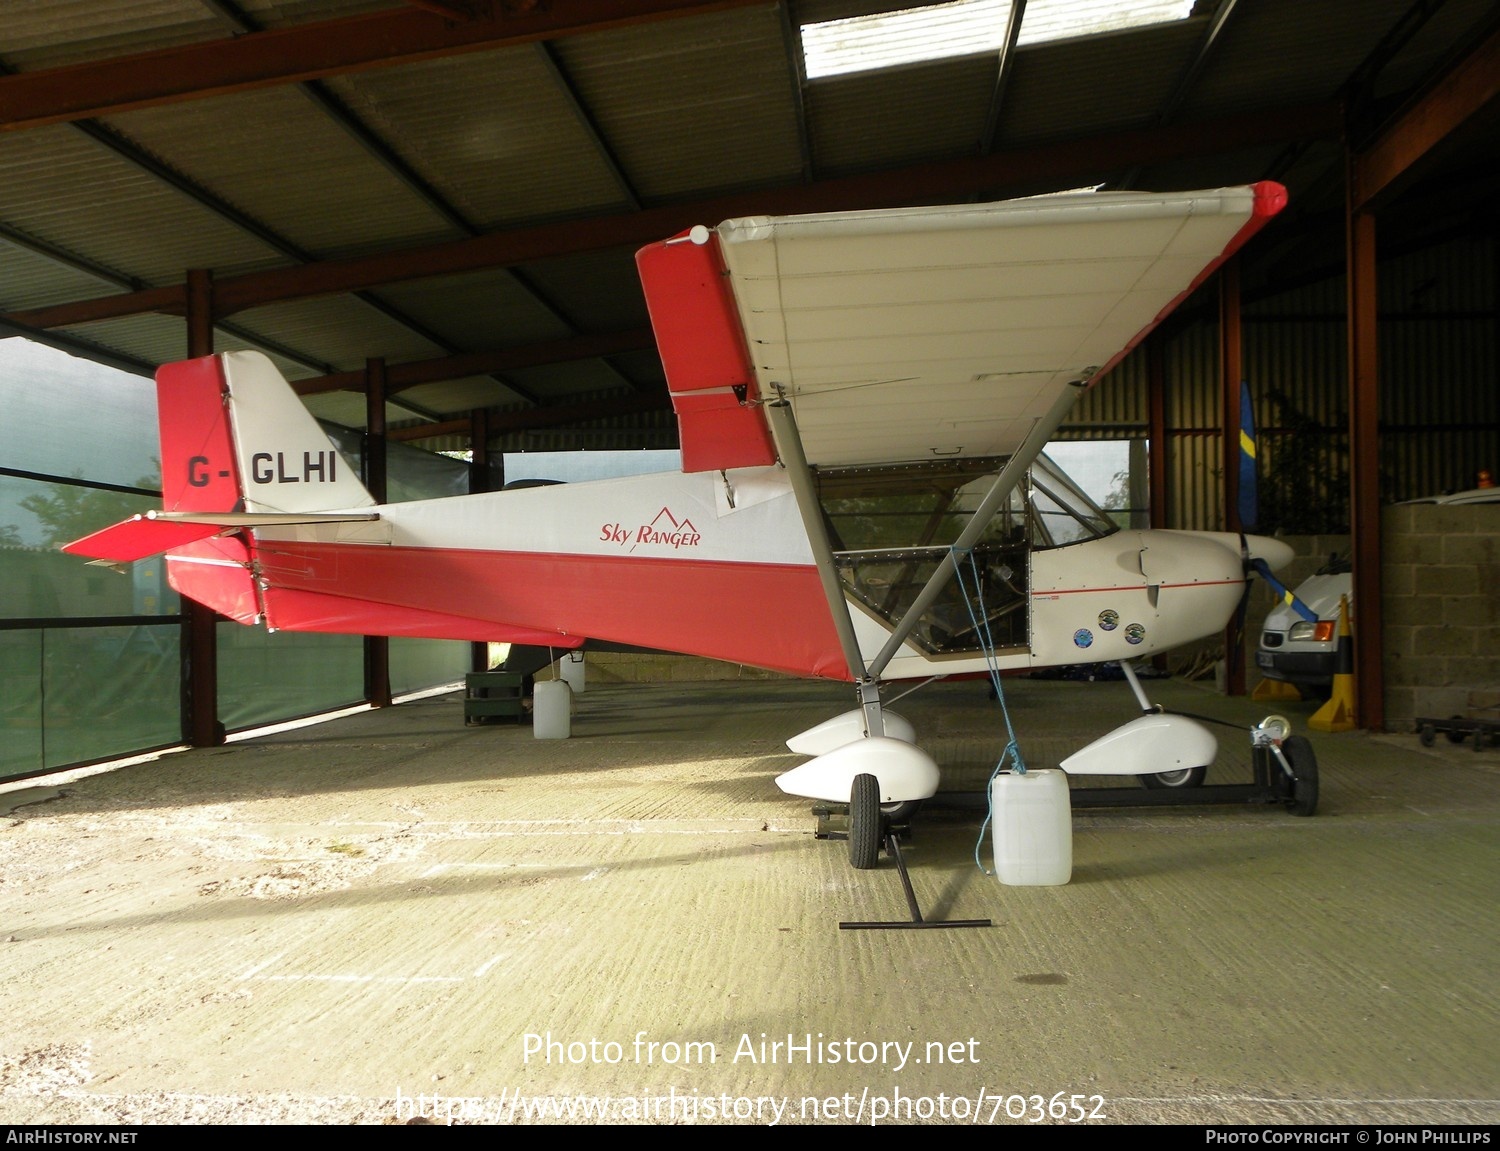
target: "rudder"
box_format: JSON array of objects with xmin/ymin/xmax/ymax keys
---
[
  {"xmin": 217, "ymin": 351, "xmax": 374, "ymax": 514},
  {"xmin": 157, "ymin": 355, "xmax": 242, "ymax": 514}
]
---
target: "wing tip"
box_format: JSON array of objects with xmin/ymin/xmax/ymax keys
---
[{"xmin": 1251, "ymin": 181, "xmax": 1289, "ymax": 219}]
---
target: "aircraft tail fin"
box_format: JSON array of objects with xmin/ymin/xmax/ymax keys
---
[
  {"xmin": 64, "ymin": 354, "xmax": 376, "ymax": 627},
  {"xmin": 158, "ymin": 351, "xmax": 374, "ymax": 517}
]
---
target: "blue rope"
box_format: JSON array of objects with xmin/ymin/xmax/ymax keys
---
[{"xmin": 949, "ymin": 546, "xmax": 1027, "ymax": 875}]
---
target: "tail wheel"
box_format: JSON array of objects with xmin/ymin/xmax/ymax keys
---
[
  {"xmin": 1281, "ymin": 735, "xmax": 1319, "ymax": 816},
  {"xmin": 848, "ymin": 773, "xmax": 882, "ymax": 870},
  {"xmin": 1139, "ymin": 766, "xmax": 1208, "ymax": 789}
]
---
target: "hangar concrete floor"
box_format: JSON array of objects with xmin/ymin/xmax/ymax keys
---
[{"xmin": 1, "ymin": 674, "xmax": 1496, "ymax": 1126}]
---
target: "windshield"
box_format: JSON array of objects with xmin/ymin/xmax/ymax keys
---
[
  {"xmin": 1026, "ymin": 453, "xmax": 1117, "ymax": 548},
  {"xmin": 814, "ymin": 452, "xmax": 1116, "ymax": 656},
  {"xmin": 816, "ymin": 452, "xmax": 1116, "ymax": 554}
]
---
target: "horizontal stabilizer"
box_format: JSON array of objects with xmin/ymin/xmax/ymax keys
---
[{"xmin": 64, "ymin": 510, "xmax": 381, "ymax": 564}]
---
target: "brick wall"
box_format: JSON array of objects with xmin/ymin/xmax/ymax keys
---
[{"xmin": 1382, "ymin": 502, "xmax": 1500, "ymax": 726}]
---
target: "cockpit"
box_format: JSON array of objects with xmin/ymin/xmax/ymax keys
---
[{"xmin": 815, "ymin": 452, "xmax": 1118, "ymax": 657}]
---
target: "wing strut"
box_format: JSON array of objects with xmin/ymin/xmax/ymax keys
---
[
  {"xmin": 865, "ymin": 380, "xmax": 1087, "ymax": 680},
  {"xmin": 765, "ymin": 395, "xmax": 886, "ymax": 732}
]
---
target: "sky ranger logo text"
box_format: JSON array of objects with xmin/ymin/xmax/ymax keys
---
[{"xmin": 600, "ymin": 508, "xmax": 702, "ymax": 552}]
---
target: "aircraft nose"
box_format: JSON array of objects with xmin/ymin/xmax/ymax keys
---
[{"xmin": 1243, "ymin": 534, "xmax": 1294, "ymax": 571}]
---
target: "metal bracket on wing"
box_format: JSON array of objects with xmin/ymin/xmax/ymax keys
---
[{"xmin": 864, "ymin": 380, "xmax": 1088, "ymax": 679}]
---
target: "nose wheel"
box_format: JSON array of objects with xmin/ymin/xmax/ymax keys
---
[
  {"xmin": 829, "ymin": 774, "xmax": 989, "ymax": 931},
  {"xmin": 848, "ymin": 773, "xmax": 882, "ymax": 869},
  {"xmin": 846, "ymin": 776, "xmax": 925, "ymax": 869}
]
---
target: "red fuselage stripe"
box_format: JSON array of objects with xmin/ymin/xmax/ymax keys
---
[
  {"xmin": 1032, "ymin": 579, "xmax": 1242, "ymax": 596},
  {"xmin": 251, "ymin": 540, "xmax": 851, "ymax": 680}
]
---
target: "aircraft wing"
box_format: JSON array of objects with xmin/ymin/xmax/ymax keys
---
[{"xmin": 638, "ymin": 183, "xmax": 1286, "ymax": 471}]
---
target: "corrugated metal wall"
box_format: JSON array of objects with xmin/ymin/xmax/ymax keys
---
[
  {"xmin": 1060, "ymin": 230, "xmax": 1497, "ymax": 532},
  {"xmin": 400, "ymin": 230, "xmax": 1495, "ymax": 518}
]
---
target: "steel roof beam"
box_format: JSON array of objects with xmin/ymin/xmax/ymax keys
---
[
  {"xmin": 293, "ymin": 327, "xmax": 657, "ymax": 395},
  {"xmin": 1153, "ymin": 0, "xmax": 1241, "ymax": 127},
  {"xmin": 0, "ymin": 0, "xmax": 766, "ymax": 133},
  {"xmin": 1342, "ymin": 0, "xmax": 1452, "ymax": 144},
  {"xmin": 195, "ymin": 6, "xmax": 629, "ymax": 392},
  {"xmin": 1350, "ymin": 15, "xmax": 1500, "ymax": 212},
  {"xmin": 385, "ymin": 388, "xmax": 671, "ymax": 441},
  {"xmin": 0, "ymin": 219, "xmax": 145, "ymax": 290},
  {"xmin": 775, "ymin": 1, "xmax": 815, "ymax": 183},
  {"xmin": 535, "ymin": 42, "xmax": 641, "ymax": 211},
  {"xmin": 979, "ymin": 0, "xmax": 1026, "ymax": 156},
  {"xmin": 1114, "ymin": 0, "xmax": 1240, "ymax": 190},
  {"xmin": 3, "ymin": 101, "xmax": 1342, "ymax": 333}
]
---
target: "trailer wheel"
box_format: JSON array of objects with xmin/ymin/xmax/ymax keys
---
[
  {"xmin": 1281, "ymin": 736, "xmax": 1318, "ymax": 817},
  {"xmin": 1419, "ymin": 723, "xmax": 1436, "ymax": 747},
  {"xmin": 1139, "ymin": 766, "xmax": 1207, "ymax": 789},
  {"xmin": 849, "ymin": 773, "xmax": 882, "ymax": 870}
]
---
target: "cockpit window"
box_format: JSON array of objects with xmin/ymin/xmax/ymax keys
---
[
  {"xmin": 1025, "ymin": 453, "xmax": 1117, "ymax": 548},
  {"xmin": 816, "ymin": 452, "xmax": 1116, "ymax": 553},
  {"xmin": 814, "ymin": 453, "xmax": 1116, "ymax": 656}
]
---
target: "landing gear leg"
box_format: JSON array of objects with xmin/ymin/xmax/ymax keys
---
[{"xmin": 1119, "ymin": 660, "xmax": 1210, "ymax": 790}]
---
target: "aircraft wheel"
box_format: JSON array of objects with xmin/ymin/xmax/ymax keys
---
[
  {"xmin": 1139, "ymin": 766, "xmax": 1207, "ymax": 789},
  {"xmin": 848, "ymin": 773, "xmax": 882, "ymax": 870},
  {"xmin": 1281, "ymin": 735, "xmax": 1318, "ymax": 817}
]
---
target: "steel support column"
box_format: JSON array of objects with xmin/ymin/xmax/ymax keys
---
[
  {"xmin": 1146, "ymin": 334, "xmax": 1172, "ymax": 672},
  {"xmin": 1218, "ymin": 260, "xmax": 1246, "ymax": 696},
  {"xmin": 1147, "ymin": 332, "xmax": 1168, "ymax": 529},
  {"xmin": 363, "ymin": 357, "xmax": 392, "ymax": 708},
  {"xmin": 469, "ymin": 406, "xmax": 494, "ymax": 675},
  {"xmin": 1347, "ymin": 193, "xmax": 1384, "ymax": 731},
  {"xmin": 183, "ymin": 269, "xmax": 222, "ymax": 747}
]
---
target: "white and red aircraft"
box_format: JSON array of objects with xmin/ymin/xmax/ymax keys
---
[{"xmin": 67, "ymin": 183, "xmax": 1294, "ymax": 867}]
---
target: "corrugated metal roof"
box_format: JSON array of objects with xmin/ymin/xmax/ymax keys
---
[
  {"xmin": 374, "ymin": 266, "xmax": 577, "ymax": 350},
  {"xmin": 0, "ymin": 236, "xmax": 119, "ymax": 311},
  {"xmin": 321, "ymin": 46, "xmax": 635, "ymax": 229},
  {"xmin": 1181, "ymin": 0, "xmax": 1420, "ymax": 120},
  {"xmin": 995, "ymin": 20, "xmax": 1203, "ymax": 147},
  {"xmin": 556, "ymin": 6, "xmax": 805, "ymax": 199},
  {"xmin": 808, "ymin": 56, "xmax": 993, "ymax": 175},
  {"xmin": 101, "ymin": 85, "xmax": 465, "ymax": 260},
  {"xmin": 0, "ymin": 0, "xmax": 1492, "ymax": 453},
  {"xmin": 0, "ymin": 125, "xmax": 285, "ymax": 282},
  {"xmin": 0, "ymin": 1, "xmax": 223, "ymax": 68}
]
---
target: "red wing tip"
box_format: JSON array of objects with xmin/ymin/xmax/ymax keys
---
[{"xmin": 1251, "ymin": 181, "xmax": 1289, "ymax": 218}]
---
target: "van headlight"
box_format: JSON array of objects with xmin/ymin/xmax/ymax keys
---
[{"xmin": 1289, "ymin": 620, "xmax": 1335, "ymax": 642}]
